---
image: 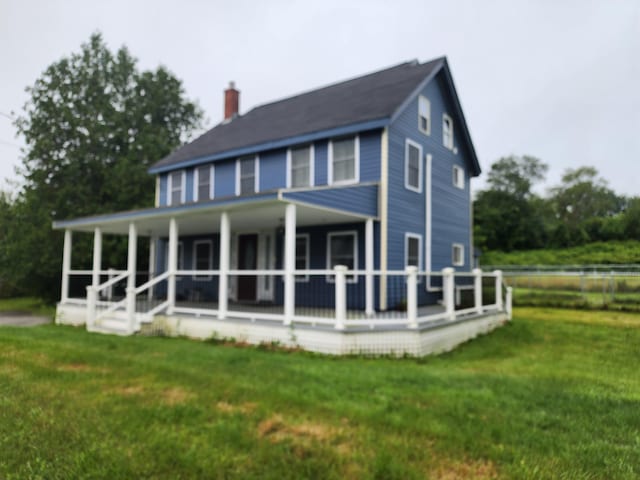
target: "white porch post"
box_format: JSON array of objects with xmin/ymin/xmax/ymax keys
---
[
  {"xmin": 61, "ymin": 229, "xmax": 72, "ymax": 304},
  {"xmin": 334, "ymin": 265, "xmax": 347, "ymax": 330},
  {"xmin": 126, "ymin": 222, "xmax": 138, "ymax": 332},
  {"xmin": 506, "ymin": 286, "xmax": 513, "ymax": 320},
  {"xmin": 91, "ymin": 227, "xmax": 102, "ymax": 290},
  {"xmin": 473, "ymin": 268, "xmax": 483, "ymax": 314},
  {"xmin": 167, "ymin": 217, "xmax": 178, "ymax": 314},
  {"xmin": 442, "ymin": 267, "xmax": 455, "ymax": 321},
  {"xmin": 406, "ymin": 266, "xmax": 418, "ymax": 328},
  {"xmin": 283, "ymin": 203, "xmax": 296, "ymax": 325},
  {"xmin": 365, "ymin": 218, "xmax": 374, "ymax": 317},
  {"xmin": 148, "ymin": 236, "xmax": 157, "ymax": 301},
  {"xmin": 86, "ymin": 227, "xmax": 102, "ymax": 330},
  {"xmin": 494, "ymin": 269, "xmax": 503, "ymax": 311},
  {"xmin": 218, "ymin": 212, "xmax": 230, "ymax": 319}
]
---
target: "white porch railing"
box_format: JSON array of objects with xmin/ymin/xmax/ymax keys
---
[{"xmin": 68, "ymin": 267, "xmax": 511, "ymax": 333}]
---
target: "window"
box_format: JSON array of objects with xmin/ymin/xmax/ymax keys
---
[
  {"xmin": 405, "ymin": 139, "xmax": 422, "ymax": 192},
  {"xmin": 288, "ymin": 145, "xmax": 313, "ymax": 188},
  {"xmin": 418, "ymin": 96, "xmax": 431, "ymax": 135},
  {"xmin": 295, "ymin": 234, "xmax": 310, "ymax": 282},
  {"xmin": 329, "ymin": 136, "xmax": 358, "ymax": 184},
  {"xmin": 443, "ymin": 114, "xmax": 454, "ymax": 150},
  {"xmin": 452, "ymin": 243, "xmax": 464, "ymax": 267},
  {"xmin": 405, "ymin": 234, "xmax": 422, "ymax": 269},
  {"xmin": 452, "ymin": 165, "xmax": 464, "ymax": 189},
  {"xmin": 193, "ymin": 240, "xmax": 213, "ymax": 280},
  {"xmin": 195, "ymin": 165, "xmax": 213, "ymax": 201},
  {"xmin": 237, "ymin": 156, "xmax": 257, "ymax": 195},
  {"xmin": 327, "ymin": 231, "xmax": 357, "ymax": 282},
  {"xmin": 169, "ymin": 171, "xmax": 185, "ymax": 205}
]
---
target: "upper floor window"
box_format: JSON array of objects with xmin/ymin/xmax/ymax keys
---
[
  {"xmin": 195, "ymin": 165, "xmax": 214, "ymax": 202},
  {"xmin": 288, "ymin": 145, "xmax": 314, "ymax": 188},
  {"xmin": 329, "ymin": 136, "xmax": 359, "ymax": 185},
  {"xmin": 443, "ymin": 114, "xmax": 454, "ymax": 150},
  {"xmin": 405, "ymin": 139, "xmax": 422, "ymax": 192},
  {"xmin": 452, "ymin": 165, "xmax": 464, "ymax": 190},
  {"xmin": 169, "ymin": 170, "xmax": 185, "ymax": 205},
  {"xmin": 237, "ymin": 156, "xmax": 258, "ymax": 195},
  {"xmin": 405, "ymin": 233, "xmax": 422, "ymax": 269},
  {"xmin": 418, "ymin": 96, "xmax": 431, "ymax": 135},
  {"xmin": 452, "ymin": 243, "xmax": 464, "ymax": 267}
]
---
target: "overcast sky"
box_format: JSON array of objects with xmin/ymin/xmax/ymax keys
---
[{"xmin": 1, "ymin": 0, "xmax": 638, "ymax": 197}]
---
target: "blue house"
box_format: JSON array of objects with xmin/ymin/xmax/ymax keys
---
[{"xmin": 54, "ymin": 57, "xmax": 510, "ymax": 356}]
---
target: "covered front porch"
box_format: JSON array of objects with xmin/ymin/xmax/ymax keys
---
[{"xmin": 53, "ymin": 194, "xmax": 511, "ymax": 356}]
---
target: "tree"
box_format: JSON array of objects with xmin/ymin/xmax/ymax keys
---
[
  {"xmin": 474, "ymin": 155, "xmax": 550, "ymax": 251},
  {"xmin": 622, "ymin": 197, "xmax": 640, "ymax": 239},
  {"xmin": 548, "ymin": 167, "xmax": 624, "ymax": 245},
  {"xmin": 486, "ymin": 155, "xmax": 548, "ymax": 200},
  {"xmin": 4, "ymin": 33, "xmax": 204, "ymax": 299}
]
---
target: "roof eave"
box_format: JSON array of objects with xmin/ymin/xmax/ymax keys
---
[{"xmin": 148, "ymin": 117, "xmax": 390, "ymax": 174}]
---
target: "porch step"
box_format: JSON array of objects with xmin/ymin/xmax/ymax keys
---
[{"xmin": 89, "ymin": 316, "xmax": 136, "ymax": 336}]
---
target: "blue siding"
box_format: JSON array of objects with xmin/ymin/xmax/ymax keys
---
[
  {"xmin": 359, "ymin": 130, "xmax": 381, "ymax": 182},
  {"xmin": 215, "ymin": 160, "xmax": 236, "ymax": 197},
  {"xmin": 388, "ymin": 70, "xmax": 473, "ymax": 273},
  {"xmin": 159, "ymin": 175, "xmax": 168, "ymax": 206},
  {"xmin": 185, "ymin": 168, "xmax": 194, "ymax": 202},
  {"xmin": 282, "ymin": 184, "xmax": 378, "ymax": 218},
  {"xmin": 155, "ymin": 234, "xmax": 221, "ymax": 301},
  {"xmin": 259, "ymin": 150, "xmax": 286, "ymax": 191},
  {"xmin": 314, "ymin": 140, "xmax": 328, "ymax": 186}
]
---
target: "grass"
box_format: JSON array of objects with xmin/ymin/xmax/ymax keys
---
[
  {"xmin": 1, "ymin": 307, "xmax": 640, "ymax": 478},
  {"xmin": 482, "ymin": 240, "xmax": 640, "ymax": 266},
  {"xmin": 504, "ymin": 275, "xmax": 640, "ymax": 312},
  {"xmin": 0, "ymin": 297, "xmax": 55, "ymax": 317}
]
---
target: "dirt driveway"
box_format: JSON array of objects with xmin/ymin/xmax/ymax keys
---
[{"xmin": 0, "ymin": 311, "xmax": 52, "ymax": 327}]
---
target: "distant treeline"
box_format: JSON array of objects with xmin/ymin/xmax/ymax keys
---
[{"xmin": 473, "ymin": 156, "xmax": 640, "ymax": 255}]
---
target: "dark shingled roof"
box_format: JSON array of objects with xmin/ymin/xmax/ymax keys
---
[{"xmin": 152, "ymin": 58, "xmax": 445, "ymax": 170}]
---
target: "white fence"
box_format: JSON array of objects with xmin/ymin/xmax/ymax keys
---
[{"xmin": 64, "ymin": 267, "xmax": 511, "ymax": 332}]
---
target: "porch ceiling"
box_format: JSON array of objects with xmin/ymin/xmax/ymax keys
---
[{"xmin": 53, "ymin": 198, "xmax": 372, "ymax": 237}]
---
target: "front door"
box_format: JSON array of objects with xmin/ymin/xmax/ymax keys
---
[{"xmin": 237, "ymin": 234, "xmax": 258, "ymax": 301}]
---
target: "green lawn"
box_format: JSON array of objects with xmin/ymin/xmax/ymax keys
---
[{"xmin": 1, "ymin": 307, "xmax": 639, "ymax": 479}]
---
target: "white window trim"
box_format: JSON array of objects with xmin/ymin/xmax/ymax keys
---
[
  {"xmin": 194, "ymin": 165, "xmax": 215, "ymax": 202},
  {"xmin": 192, "ymin": 239, "xmax": 213, "ymax": 281},
  {"xmin": 452, "ymin": 243, "xmax": 465, "ymax": 267},
  {"xmin": 404, "ymin": 138, "xmax": 423, "ymax": 193},
  {"xmin": 235, "ymin": 155, "xmax": 259, "ymax": 196},
  {"xmin": 286, "ymin": 144, "xmax": 315, "ymax": 189},
  {"xmin": 167, "ymin": 170, "xmax": 186, "ymax": 206},
  {"xmin": 328, "ymin": 135, "xmax": 360, "ymax": 186},
  {"xmin": 453, "ymin": 165, "xmax": 465, "ymax": 190},
  {"xmin": 326, "ymin": 230, "xmax": 358, "ymax": 283},
  {"xmin": 405, "ymin": 232, "xmax": 422, "ymax": 270},
  {"xmin": 443, "ymin": 113, "xmax": 454, "ymax": 150},
  {"xmin": 295, "ymin": 233, "xmax": 310, "ymax": 282},
  {"xmin": 418, "ymin": 95, "xmax": 431, "ymax": 136}
]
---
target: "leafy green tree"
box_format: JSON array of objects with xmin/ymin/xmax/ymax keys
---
[
  {"xmin": 474, "ymin": 155, "xmax": 550, "ymax": 251},
  {"xmin": 4, "ymin": 33, "xmax": 203, "ymax": 299},
  {"xmin": 622, "ymin": 197, "xmax": 640, "ymax": 239},
  {"xmin": 486, "ymin": 155, "xmax": 548, "ymax": 200},
  {"xmin": 548, "ymin": 167, "xmax": 623, "ymax": 245}
]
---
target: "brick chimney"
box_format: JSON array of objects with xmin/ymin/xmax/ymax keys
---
[{"xmin": 224, "ymin": 81, "xmax": 239, "ymax": 120}]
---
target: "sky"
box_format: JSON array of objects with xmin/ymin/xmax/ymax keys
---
[{"xmin": 1, "ymin": 0, "xmax": 639, "ymax": 197}]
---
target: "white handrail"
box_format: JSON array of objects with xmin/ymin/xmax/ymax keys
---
[
  {"xmin": 134, "ymin": 271, "xmax": 170, "ymax": 295},
  {"xmin": 96, "ymin": 271, "xmax": 129, "ymax": 293}
]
